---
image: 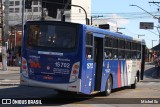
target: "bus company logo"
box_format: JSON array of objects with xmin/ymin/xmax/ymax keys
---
[
  {"xmin": 29, "ymin": 61, "xmax": 41, "ymax": 68},
  {"xmin": 2, "ymin": 99, "xmax": 11, "ymax": 104},
  {"xmin": 87, "ymin": 63, "xmax": 93, "ymax": 69}
]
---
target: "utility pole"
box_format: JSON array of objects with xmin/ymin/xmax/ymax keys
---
[
  {"xmin": 1, "ymin": 0, "xmax": 9, "ymax": 71},
  {"xmin": 0, "ymin": 0, "xmax": 3, "ymax": 68},
  {"xmin": 91, "ymin": 15, "xmax": 103, "ymax": 25},
  {"xmin": 149, "ymin": 1, "xmax": 160, "ymax": 24},
  {"xmin": 61, "ymin": 0, "xmax": 71, "ymax": 22},
  {"xmin": 156, "ymin": 26, "xmax": 160, "ymax": 44},
  {"xmin": 41, "ymin": 0, "xmax": 45, "ymax": 20},
  {"xmin": 42, "ymin": 1, "xmax": 89, "ymax": 25}
]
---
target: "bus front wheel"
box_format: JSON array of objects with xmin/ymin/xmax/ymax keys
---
[{"xmin": 103, "ymin": 75, "xmax": 112, "ymax": 96}]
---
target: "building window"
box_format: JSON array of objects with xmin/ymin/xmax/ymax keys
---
[
  {"xmin": 9, "ymin": 8, "xmax": 14, "ymax": 13},
  {"xmin": 33, "ymin": 7, "xmax": 38, "ymax": 12},
  {"xmin": 28, "ymin": 9, "xmax": 32, "ymax": 12},
  {"xmin": 9, "ymin": 1, "xmax": 14, "ymax": 6},
  {"xmin": 39, "ymin": 7, "xmax": 41, "ymax": 12},
  {"xmin": 33, "ymin": 1, "xmax": 38, "ymax": 5},
  {"xmin": 15, "ymin": 8, "xmax": 19, "ymax": 13},
  {"xmin": 15, "ymin": 1, "xmax": 20, "ymax": 6}
]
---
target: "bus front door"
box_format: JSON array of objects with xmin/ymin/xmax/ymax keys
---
[{"xmin": 93, "ymin": 37, "xmax": 104, "ymax": 91}]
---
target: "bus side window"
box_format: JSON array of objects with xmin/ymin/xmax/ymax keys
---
[
  {"xmin": 118, "ymin": 50, "xmax": 125, "ymax": 59},
  {"xmin": 112, "ymin": 49, "xmax": 118, "ymax": 59},
  {"xmin": 125, "ymin": 51, "xmax": 131, "ymax": 59},
  {"xmin": 137, "ymin": 52, "xmax": 141, "ymax": 59},
  {"xmin": 132, "ymin": 51, "xmax": 137, "ymax": 59},
  {"xmin": 86, "ymin": 32, "xmax": 93, "ymax": 60},
  {"xmin": 105, "ymin": 49, "xmax": 112, "ymax": 59}
]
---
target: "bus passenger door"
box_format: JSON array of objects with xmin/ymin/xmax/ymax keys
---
[{"xmin": 93, "ymin": 36, "xmax": 104, "ymax": 91}]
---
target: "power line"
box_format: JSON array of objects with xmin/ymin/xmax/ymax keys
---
[{"xmin": 91, "ymin": 11, "xmax": 159, "ymax": 15}]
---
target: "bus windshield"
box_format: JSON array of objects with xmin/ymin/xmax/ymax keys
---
[{"xmin": 27, "ymin": 24, "xmax": 77, "ymax": 49}]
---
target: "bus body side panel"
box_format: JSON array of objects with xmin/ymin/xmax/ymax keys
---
[
  {"xmin": 100, "ymin": 60, "xmax": 112, "ymax": 91},
  {"xmin": 126, "ymin": 60, "xmax": 132, "ymax": 85},
  {"xmin": 80, "ymin": 26, "xmax": 95, "ymax": 94},
  {"xmin": 101, "ymin": 60, "xmax": 131, "ymax": 91},
  {"xmin": 130, "ymin": 60, "xmax": 141, "ymax": 84}
]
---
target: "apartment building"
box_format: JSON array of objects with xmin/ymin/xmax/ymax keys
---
[
  {"xmin": 2, "ymin": 0, "xmax": 91, "ymax": 26},
  {"xmin": 1, "ymin": 0, "xmax": 91, "ymax": 54},
  {"xmin": 5, "ymin": 0, "xmax": 41, "ymax": 26}
]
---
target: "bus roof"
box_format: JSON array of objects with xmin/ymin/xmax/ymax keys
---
[{"xmin": 85, "ymin": 25, "xmax": 146, "ymax": 45}]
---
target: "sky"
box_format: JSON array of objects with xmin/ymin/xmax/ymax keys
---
[{"xmin": 91, "ymin": 0, "xmax": 160, "ymax": 49}]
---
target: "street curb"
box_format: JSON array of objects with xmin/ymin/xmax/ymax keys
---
[
  {"xmin": 0, "ymin": 83, "xmax": 20, "ymax": 86},
  {"xmin": 0, "ymin": 80, "xmax": 20, "ymax": 86}
]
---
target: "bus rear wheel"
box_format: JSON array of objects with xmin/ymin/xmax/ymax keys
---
[{"xmin": 103, "ymin": 75, "xmax": 112, "ymax": 96}]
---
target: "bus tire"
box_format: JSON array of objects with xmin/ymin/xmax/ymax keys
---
[
  {"xmin": 131, "ymin": 75, "xmax": 138, "ymax": 89},
  {"xmin": 103, "ymin": 75, "xmax": 112, "ymax": 96}
]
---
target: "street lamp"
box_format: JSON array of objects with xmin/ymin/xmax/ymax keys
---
[
  {"xmin": 138, "ymin": 34, "xmax": 145, "ymax": 38},
  {"xmin": 117, "ymin": 27, "xmax": 125, "ymax": 32},
  {"xmin": 91, "ymin": 15, "xmax": 103, "ymax": 25},
  {"xmin": 130, "ymin": 4, "xmax": 159, "ymax": 19},
  {"xmin": 152, "ymin": 40, "xmax": 157, "ymax": 48}
]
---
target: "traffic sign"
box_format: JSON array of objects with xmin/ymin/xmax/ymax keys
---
[{"xmin": 140, "ymin": 22, "xmax": 154, "ymax": 29}]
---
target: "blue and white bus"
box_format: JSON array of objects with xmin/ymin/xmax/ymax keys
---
[{"xmin": 20, "ymin": 21, "xmax": 146, "ymax": 96}]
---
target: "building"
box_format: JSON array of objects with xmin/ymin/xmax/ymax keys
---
[
  {"xmin": 2, "ymin": 0, "xmax": 91, "ymax": 26},
  {"xmin": 92, "ymin": 18, "xmax": 118, "ymax": 32},
  {"xmin": 1, "ymin": 0, "xmax": 91, "ymax": 54}
]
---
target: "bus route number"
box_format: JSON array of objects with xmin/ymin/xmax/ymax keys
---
[{"xmin": 54, "ymin": 62, "xmax": 70, "ymax": 68}]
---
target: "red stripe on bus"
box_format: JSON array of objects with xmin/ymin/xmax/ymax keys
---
[{"xmin": 118, "ymin": 62, "xmax": 121, "ymax": 87}]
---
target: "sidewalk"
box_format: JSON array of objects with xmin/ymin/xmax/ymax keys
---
[{"xmin": 0, "ymin": 67, "xmax": 20, "ymax": 86}]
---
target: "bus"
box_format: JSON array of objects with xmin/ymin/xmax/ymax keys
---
[{"xmin": 20, "ymin": 21, "xmax": 146, "ymax": 96}]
